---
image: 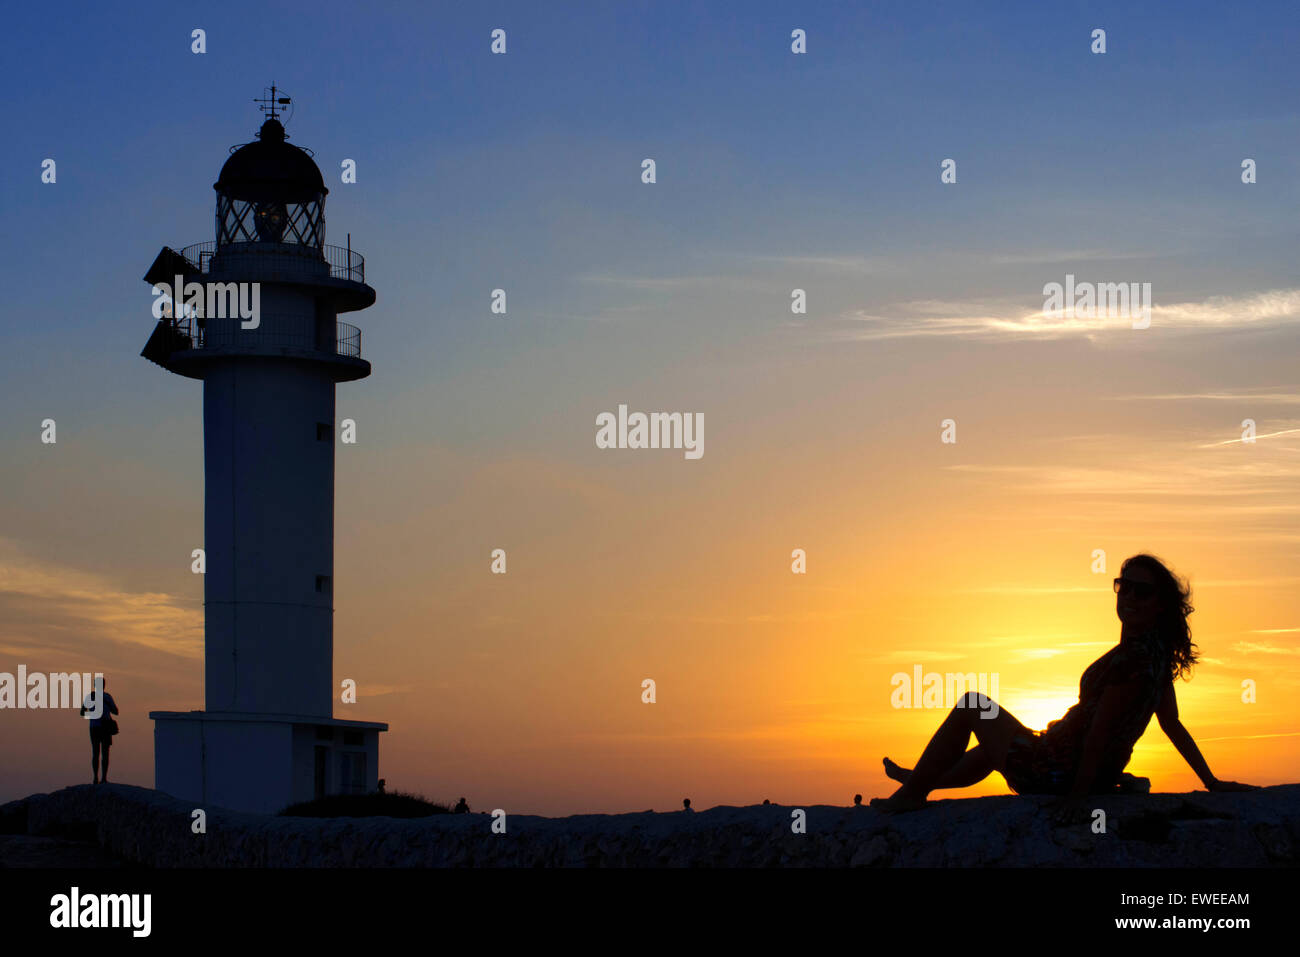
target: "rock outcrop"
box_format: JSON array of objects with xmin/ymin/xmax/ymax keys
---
[{"xmin": 2, "ymin": 783, "xmax": 1297, "ymax": 867}]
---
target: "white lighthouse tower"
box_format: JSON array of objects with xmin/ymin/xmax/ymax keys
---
[{"xmin": 145, "ymin": 90, "xmax": 386, "ymax": 814}]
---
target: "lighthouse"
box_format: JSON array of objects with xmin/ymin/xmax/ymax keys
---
[{"xmin": 145, "ymin": 89, "xmax": 386, "ymax": 814}]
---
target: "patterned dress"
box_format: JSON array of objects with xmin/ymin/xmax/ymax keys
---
[{"xmin": 1003, "ymin": 628, "xmax": 1172, "ymax": 795}]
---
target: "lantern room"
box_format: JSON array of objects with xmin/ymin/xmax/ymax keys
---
[{"xmin": 214, "ymin": 113, "xmax": 327, "ymax": 248}]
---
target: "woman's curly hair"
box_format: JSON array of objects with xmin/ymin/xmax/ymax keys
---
[{"xmin": 1122, "ymin": 553, "xmax": 1198, "ymax": 680}]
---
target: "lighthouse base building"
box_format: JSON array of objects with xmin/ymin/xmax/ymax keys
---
[
  {"xmin": 144, "ymin": 94, "xmax": 386, "ymax": 814},
  {"xmin": 150, "ymin": 712, "xmax": 386, "ymax": 814}
]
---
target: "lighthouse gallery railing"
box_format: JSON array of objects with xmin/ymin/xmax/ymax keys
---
[
  {"xmin": 160, "ymin": 315, "xmax": 363, "ymax": 359},
  {"xmin": 178, "ymin": 241, "xmax": 365, "ymax": 283},
  {"xmin": 160, "ymin": 242, "xmax": 363, "ymax": 359}
]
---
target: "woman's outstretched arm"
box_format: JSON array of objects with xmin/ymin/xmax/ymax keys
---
[{"xmin": 1156, "ymin": 682, "xmax": 1256, "ymax": 791}]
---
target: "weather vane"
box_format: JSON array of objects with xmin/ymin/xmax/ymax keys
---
[{"xmin": 254, "ymin": 83, "xmax": 292, "ymax": 121}]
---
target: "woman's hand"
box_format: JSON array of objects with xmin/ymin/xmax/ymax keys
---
[
  {"xmin": 1207, "ymin": 779, "xmax": 1258, "ymax": 792},
  {"xmin": 1048, "ymin": 794, "xmax": 1091, "ymax": 825}
]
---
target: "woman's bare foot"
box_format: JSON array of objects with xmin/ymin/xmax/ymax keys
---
[
  {"xmin": 868, "ymin": 785, "xmax": 930, "ymax": 816},
  {"xmin": 883, "ymin": 757, "xmax": 910, "ymax": 784},
  {"xmin": 869, "ymin": 794, "xmax": 928, "ymax": 813}
]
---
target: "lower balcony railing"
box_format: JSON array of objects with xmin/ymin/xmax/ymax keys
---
[{"xmin": 163, "ymin": 317, "xmax": 362, "ymax": 358}]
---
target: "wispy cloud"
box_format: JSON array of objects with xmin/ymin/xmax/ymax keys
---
[
  {"xmin": 955, "ymin": 583, "xmax": 1105, "ymax": 595},
  {"xmin": 574, "ymin": 273, "xmax": 737, "ymax": 291},
  {"xmin": 1200, "ymin": 427, "xmax": 1300, "ymax": 448},
  {"xmin": 1154, "ymin": 289, "xmax": 1300, "ymax": 326},
  {"xmin": 1109, "ymin": 388, "xmax": 1300, "ymax": 405},
  {"xmin": 1232, "ymin": 642, "xmax": 1300, "ymax": 657},
  {"xmin": 943, "ymin": 456, "xmax": 1300, "ymax": 498},
  {"xmin": 587, "ymin": 611, "xmax": 847, "ymax": 626},
  {"xmin": 1193, "ymin": 578, "xmax": 1300, "ymax": 588},
  {"xmin": 987, "ymin": 248, "xmax": 1164, "ymax": 265},
  {"xmin": 829, "ymin": 288, "xmax": 1300, "ymax": 341},
  {"xmin": 865, "ymin": 649, "xmax": 971, "ymax": 663},
  {"xmin": 570, "ymin": 716, "xmax": 881, "ymax": 745},
  {"xmin": 535, "ymin": 304, "xmax": 661, "ymax": 324},
  {"xmin": 740, "ymin": 254, "xmax": 894, "ymax": 274},
  {"xmin": 0, "ymin": 539, "xmax": 202, "ymax": 660},
  {"xmin": 1197, "ymin": 731, "xmax": 1300, "ymax": 743},
  {"xmin": 958, "ymin": 578, "xmax": 1300, "ymax": 595}
]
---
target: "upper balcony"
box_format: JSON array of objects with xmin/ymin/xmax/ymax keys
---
[
  {"xmin": 182, "ymin": 241, "xmax": 365, "ymax": 283},
  {"xmin": 160, "ymin": 241, "xmax": 374, "ymax": 314}
]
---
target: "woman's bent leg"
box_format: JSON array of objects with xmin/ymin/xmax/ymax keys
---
[
  {"xmin": 885, "ymin": 747, "xmax": 993, "ymax": 789},
  {"xmin": 933, "ymin": 746, "xmax": 993, "ymax": 789},
  {"xmin": 888, "ymin": 694, "xmax": 1031, "ymax": 804}
]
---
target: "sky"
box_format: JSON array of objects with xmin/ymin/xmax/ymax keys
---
[{"xmin": 1, "ymin": 0, "xmax": 1297, "ymax": 814}]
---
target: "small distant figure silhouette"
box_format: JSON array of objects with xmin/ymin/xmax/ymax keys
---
[
  {"xmin": 453, "ymin": 797, "xmax": 470, "ymax": 814},
  {"xmin": 682, "ymin": 798, "xmax": 693, "ymax": 812},
  {"xmin": 854, "ymin": 794, "xmax": 863, "ymax": 806},
  {"xmin": 79, "ymin": 678, "xmax": 119, "ymax": 785},
  {"xmin": 377, "ymin": 778, "xmax": 386, "ymax": 794},
  {"xmin": 762, "ymin": 799, "xmax": 770, "ymax": 805}
]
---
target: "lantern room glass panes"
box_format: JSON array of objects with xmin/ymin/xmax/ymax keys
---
[{"xmin": 217, "ymin": 193, "xmax": 325, "ymax": 248}]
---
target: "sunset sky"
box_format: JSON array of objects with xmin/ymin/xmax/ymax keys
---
[{"xmin": 1, "ymin": 1, "xmax": 1297, "ymax": 814}]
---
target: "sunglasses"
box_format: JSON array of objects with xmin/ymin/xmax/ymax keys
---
[{"xmin": 1113, "ymin": 578, "xmax": 1157, "ymax": 599}]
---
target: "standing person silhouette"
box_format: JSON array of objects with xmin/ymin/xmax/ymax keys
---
[
  {"xmin": 873, "ymin": 554, "xmax": 1257, "ymax": 822},
  {"xmin": 80, "ymin": 677, "xmax": 119, "ymax": 784}
]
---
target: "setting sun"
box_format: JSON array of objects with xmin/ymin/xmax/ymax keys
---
[{"xmin": 1002, "ymin": 693, "xmax": 1084, "ymax": 734}]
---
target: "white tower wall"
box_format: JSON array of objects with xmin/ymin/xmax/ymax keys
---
[{"xmin": 203, "ymin": 356, "xmax": 336, "ymax": 717}]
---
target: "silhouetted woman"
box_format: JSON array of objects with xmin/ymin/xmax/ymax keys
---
[
  {"xmin": 80, "ymin": 678, "xmax": 119, "ymax": 785},
  {"xmin": 874, "ymin": 554, "xmax": 1256, "ymax": 821}
]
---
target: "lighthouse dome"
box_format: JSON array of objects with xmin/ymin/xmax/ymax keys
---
[
  {"xmin": 215, "ymin": 118, "xmax": 327, "ymax": 203},
  {"xmin": 214, "ymin": 118, "xmax": 327, "ymax": 247}
]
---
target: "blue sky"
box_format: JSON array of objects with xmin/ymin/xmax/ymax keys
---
[{"xmin": 3, "ymin": 0, "xmax": 1293, "ymax": 468}]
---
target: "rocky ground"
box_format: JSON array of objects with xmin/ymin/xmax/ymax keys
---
[
  {"xmin": 2, "ymin": 782, "xmax": 1296, "ymax": 867},
  {"xmin": 0, "ymin": 834, "xmax": 131, "ymax": 868}
]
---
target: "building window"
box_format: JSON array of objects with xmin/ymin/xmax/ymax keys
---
[
  {"xmin": 316, "ymin": 422, "xmax": 332, "ymax": 441},
  {"xmin": 316, "ymin": 575, "xmax": 331, "ymax": 594}
]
